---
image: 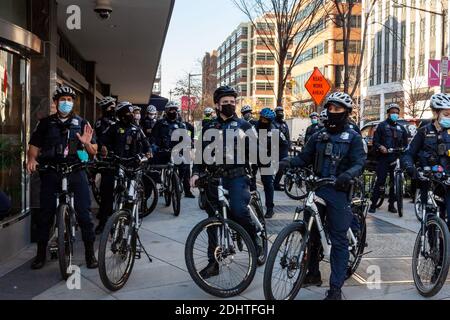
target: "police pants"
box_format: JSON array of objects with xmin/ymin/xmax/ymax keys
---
[
  {"xmin": 306, "ymin": 186, "xmax": 353, "ymax": 289},
  {"xmin": 38, "ymin": 170, "xmax": 95, "ymax": 244},
  {"xmin": 179, "ymin": 164, "xmax": 192, "ymax": 194},
  {"xmin": 250, "ymin": 167, "xmax": 274, "ymax": 210},
  {"xmin": 204, "ymin": 175, "xmax": 257, "ymax": 263},
  {"xmin": 274, "ymin": 147, "xmax": 289, "ymax": 188},
  {"xmin": 371, "ymin": 157, "xmax": 396, "ymax": 206},
  {"xmin": 97, "ymin": 169, "xmax": 115, "ymax": 224}
]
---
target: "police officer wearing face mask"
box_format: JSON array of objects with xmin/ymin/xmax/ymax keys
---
[
  {"xmin": 241, "ymin": 105, "xmax": 258, "ymax": 126},
  {"xmin": 142, "ymin": 105, "xmax": 158, "ymax": 140},
  {"xmin": 189, "ymin": 85, "xmax": 261, "ymax": 279},
  {"xmin": 305, "ymin": 112, "xmax": 321, "ymax": 143},
  {"xmin": 202, "ymin": 107, "xmax": 215, "ymax": 127},
  {"xmin": 133, "ymin": 106, "xmax": 142, "ymax": 127},
  {"xmin": 178, "ymin": 110, "xmax": 196, "ymax": 198},
  {"xmin": 279, "ymin": 92, "xmax": 366, "ymax": 300},
  {"xmin": 94, "ymin": 96, "xmax": 117, "ymax": 234},
  {"xmin": 368, "ymin": 103, "xmax": 408, "ymax": 214},
  {"xmin": 98, "ymin": 102, "xmax": 151, "ymax": 233},
  {"xmin": 403, "ymin": 93, "xmax": 450, "ymax": 230},
  {"xmin": 273, "ymin": 106, "xmax": 291, "ymax": 190},
  {"xmin": 26, "ymin": 86, "xmax": 99, "ymax": 270}
]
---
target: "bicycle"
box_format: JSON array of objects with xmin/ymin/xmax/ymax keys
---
[
  {"xmin": 38, "ymin": 162, "xmax": 87, "ymax": 280},
  {"xmin": 148, "ymin": 162, "xmax": 181, "ymax": 216},
  {"xmin": 284, "ymin": 167, "xmax": 308, "ymax": 201},
  {"xmin": 412, "ymin": 167, "xmax": 450, "ymax": 297},
  {"xmin": 86, "ymin": 163, "xmax": 102, "ymax": 205},
  {"xmin": 98, "ymin": 155, "xmax": 154, "ymax": 291},
  {"xmin": 263, "ymin": 168, "xmax": 368, "ymax": 300},
  {"xmin": 185, "ymin": 167, "xmax": 267, "ymax": 297}
]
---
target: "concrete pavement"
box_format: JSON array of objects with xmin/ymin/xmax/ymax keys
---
[{"xmin": 1, "ymin": 186, "xmax": 450, "ymax": 300}]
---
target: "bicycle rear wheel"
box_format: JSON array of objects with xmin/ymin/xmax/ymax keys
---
[
  {"xmin": 185, "ymin": 217, "xmax": 257, "ymax": 298},
  {"xmin": 57, "ymin": 204, "xmax": 74, "ymax": 280},
  {"xmin": 346, "ymin": 203, "xmax": 367, "ymax": 279},
  {"xmin": 412, "ymin": 216, "xmax": 450, "ymax": 297},
  {"xmin": 395, "ymin": 173, "xmax": 403, "ymax": 217},
  {"xmin": 98, "ymin": 210, "xmax": 137, "ymax": 291},
  {"xmin": 263, "ymin": 222, "xmax": 309, "ymax": 300},
  {"xmin": 171, "ymin": 171, "xmax": 181, "ymax": 216}
]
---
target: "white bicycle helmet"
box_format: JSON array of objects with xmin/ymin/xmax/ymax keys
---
[
  {"xmin": 241, "ymin": 105, "xmax": 252, "ymax": 114},
  {"xmin": 116, "ymin": 101, "xmax": 133, "ymax": 113},
  {"xmin": 53, "ymin": 86, "xmax": 76, "ymax": 101},
  {"xmin": 430, "ymin": 93, "xmax": 450, "ymax": 109},
  {"xmin": 275, "ymin": 106, "xmax": 284, "ymax": 112},
  {"xmin": 319, "ymin": 109, "xmax": 328, "ymax": 122},
  {"xmin": 147, "ymin": 105, "xmax": 157, "ymax": 113},
  {"xmin": 98, "ymin": 96, "xmax": 116, "ymax": 109},
  {"xmin": 165, "ymin": 101, "xmax": 180, "ymax": 111},
  {"xmin": 324, "ymin": 92, "xmax": 354, "ymax": 110},
  {"xmin": 204, "ymin": 107, "xmax": 214, "ymax": 115},
  {"xmin": 387, "ymin": 103, "xmax": 400, "ymax": 113}
]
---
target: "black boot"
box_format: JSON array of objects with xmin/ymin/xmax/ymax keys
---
[
  {"xmin": 324, "ymin": 287, "xmax": 342, "ymax": 300},
  {"xmin": 31, "ymin": 242, "xmax": 47, "ymax": 270},
  {"xmin": 264, "ymin": 208, "xmax": 274, "ymax": 219},
  {"xmin": 368, "ymin": 205, "xmax": 376, "ymax": 213},
  {"xmin": 185, "ymin": 191, "xmax": 195, "ymax": 199},
  {"xmin": 388, "ymin": 204, "xmax": 397, "ymax": 214},
  {"xmin": 95, "ymin": 221, "xmax": 106, "ymax": 235},
  {"xmin": 199, "ymin": 261, "xmax": 219, "ymax": 279},
  {"xmin": 84, "ymin": 241, "xmax": 98, "ymax": 269},
  {"xmin": 302, "ymin": 272, "xmax": 322, "ymax": 287}
]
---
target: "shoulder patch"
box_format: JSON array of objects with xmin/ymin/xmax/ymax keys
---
[
  {"xmin": 71, "ymin": 118, "xmax": 80, "ymax": 126},
  {"xmin": 340, "ymin": 132, "xmax": 350, "ymax": 140}
]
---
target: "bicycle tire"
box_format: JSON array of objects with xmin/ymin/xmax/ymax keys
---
[
  {"xmin": 163, "ymin": 170, "xmax": 171, "ymax": 207},
  {"xmin": 284, "ymin": 174, "xmax": 307, "ymax": 201},
  {"xmin": 184, "ymin": 217, "xmax": 257, "ymax": 298},
  {"xmin": 415, "ymin": 189, "xmax": 423, "ymax": 222},
  {"xmin": 263, "ymin": 222, "xmax": 309, "ymax": 300},
  {"xmin": 198, "ymin": 190, "xmax": 207, "ymax": 210},
  {"xmin": 250, "ymin": 197, "xmax": 268, "ymax": 266},
  {"xmin": 412, "ymin": 215, "xmax": 450, "ymax": 297},
  {"xmin": 172, "ymin": 171, "xmax": 181, "ymax": 216},
  {"xmin": 57, "ymin": 204, "xmax": 73, "ymax": 281},
  {"xmin": 346, "ymin": 206, "xmax": 367, "ymax": 279},
  {"xmin": 87, "ymin": 168, "xmax": 102, "ymax": 205},
  {"xmin": 139, "ymin": 174, "xmax": 158, "ymax": 219},
  {"xmin": 98, "ymin": 210, "xmax": 137, "ymax": 291},
  {"xmin": 395, "ymin": 173, "xmax": 403, "ymax": 217}
]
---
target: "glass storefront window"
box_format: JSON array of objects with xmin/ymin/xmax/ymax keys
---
[{"xmin": 0, "ymin": 48, "xmax": 29, "ymax": 221}]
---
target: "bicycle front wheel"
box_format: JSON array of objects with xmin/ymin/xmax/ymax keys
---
[
  {"xmin": 412, "ymin": 216, "xmax": 450, "ymax": 297},
  {"xmin": 139, "ymin": 174, "xmax": 158, "ymax": 219},
  {"xmin": 57, "ymin": 204, "xmax": 74, "ymax": 280},
  {"xmin": 98, "ymin": 210, "xmax": 137, "ymax": 291},
  {"xmin": 184, "ymin": 217, "xmax": 257, "ymax": 298},
  {"xmin": 284, "ymin": 174, "xmax": 307, "ymax": 200},
  {"xmin": 263, "ymin": 222, "xmax": 309, "ymax": 300},
  {"xmin": 395, "ymin": 173, "xmax": 403, "ymax": 217}
]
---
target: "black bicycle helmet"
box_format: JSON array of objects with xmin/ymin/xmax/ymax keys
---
[
  {"xmin": 214, "ymin": 85, "xmax": 238, "ymax": 104},
  {"xmin": 53, "ymin": 86, "xmax": 76, "ymax": 101}
]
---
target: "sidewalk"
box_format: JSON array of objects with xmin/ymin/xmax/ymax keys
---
[{"xmin": 1, "ymin": 188, "xmax": 450, "ymax": 300}]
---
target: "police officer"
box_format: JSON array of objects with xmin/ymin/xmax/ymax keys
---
[
  {"xmin": 402, "ymin": 93, "xmax": 450, "ymax": 229},
  {"xmin": 133, "ymin": 106, "xmax": 142, "ymax": 127},
  {"xmin": 369, "ymin": 103, "xmax": 408, "ymax": 214},
  {"xmin": 273, "ymin": 106, "xmax": 291, "ymax": 190},
  {"xmin": 97, "ymin": 102, "xmax": 151, "ymax": 233},
  {"xmin": 26, "ymin": 86, "xmax": 98, "ymax": 270},
  {"xmin": 178, "ymin": 110, "xmax": 196, "ymax": 198},
  {"xmin": 255, "ymin": 108, "xmax": 277, "ymax": 219},
  {"xmin": 279, "ymin": 92, "xmax": 366, "ymax": 300},
  {"xmin": 94, "ymin": 96, "xmax": 117, "ymax": 234},
  {"xmin": 142, "ymin": 105, "xmax": 158, "ymax": 140},
  {"xmin": 304, "ymin": 112, "xmax": 321, "ymax": 143},
  {"xmin": 241, "ymin": 105, "xmax": 258, "ymax": 126},
  {"xmin": 190, "ymin": 85, "xmax": 261, "ymax": 279},
  {"xmin": 202, "ymin": 107, "xmax": 215, "ymax": 127}
]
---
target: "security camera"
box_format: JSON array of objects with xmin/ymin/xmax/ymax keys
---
[{"xmin": 94, "ymin": 0, "xmax": 112, "ymax": 20}]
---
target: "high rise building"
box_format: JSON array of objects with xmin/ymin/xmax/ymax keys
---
[
  {"xmin": 202, "ymin": 51, "xmax": 218, "ymax": 107},
  {"xmin": 216, "ymin": 17, "xmax": 293, "ymax": 114},
  {"xmin": 360, "ymin": 0, "xmax": 448, "ymax": 123}
]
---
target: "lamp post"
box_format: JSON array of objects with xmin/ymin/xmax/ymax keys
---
[
  {"xmin": 188, "ymin": 73, "xmax": 202, "ymax": 122},
  {"xmin": 393, "ymin": 2, "xmax": 447, "ymax": 92}
]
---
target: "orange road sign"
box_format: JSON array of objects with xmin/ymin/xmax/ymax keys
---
[{"xmin": 304, "ymin": 67, "xmax": 331, "ymax": 106}]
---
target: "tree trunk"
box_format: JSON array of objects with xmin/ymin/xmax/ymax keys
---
[{"xmin": 277, "ymin": 58, "xmax": 285, "ymax": 107}]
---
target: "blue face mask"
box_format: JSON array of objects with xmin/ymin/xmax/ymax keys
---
[
  {"xmin": 311, "ymin": 119, "xmax": 318, "ymax": 125},
  {"xmin": 390, "ymin": 114, "xmax": 399, "ymax": 122},
  {"xmin": 440, "ymin": 117, "xmax": 450, "ymax": 129},
  {"xmin": 58, "ymin": 101, "xmax": 74, "ymax": 114}
]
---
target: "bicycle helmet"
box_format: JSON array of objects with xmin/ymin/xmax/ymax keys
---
[
  {"xmin": 53, "ymin": 86, "xmax": 76, "ymax": 101},
  {"xmin": 116, "ymin": 101, "xmax": 134, "ymax": 115},
  {"xmin": 310, "ymin": 112, "xmax": 319, "ymax": 118},
  {"xmin": 147, "ymin": 105, "xmax": 157, "ymax": 113},
  {"xmin": 165, "ymin": 101, "xmax": 180, "ymax": 111},
  {"xmin": 133, "ymin": 106, "xmax": 141, "ymax": 112},
  {"xmin": 319, "ymin": 109, "xmax": 328, "ymax": 122},
  {"xmin": 204, "ymin": 107, "xmax": 214, "ymax": 115},
  {"xmin": 275, "ymin": 106, "xmax": 284, "ymax": 112},
  {"xmin": 430, "ymin": 93, "xmax": 450, "ymax": 109},
  {"xmin": 260, "ymin": 108, "xmax": 276, "ymax": 121},
  {"xmin": 213, "ymin": 85, "xmax": 238, "ymax": 104},
  {"xmin": 387, "ymin": 103, "xmax": 400, "ymax": 113},
  {"xmin": 241, "ymin": 105, "xmax": 252, "ymax": 114},
  {"xmin": 98, "ymin": 96, "xmax": 116, "ymax": 109},
  {"xmin": 324, "ymin": 92, "xmax": 354, "ymax": 110}
]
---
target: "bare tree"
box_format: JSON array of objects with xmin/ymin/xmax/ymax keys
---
[
  {"xmin": 232, "ymin": 0, "xmax": 325, "ymax": 107},
  {"xmin": 172, "ymin": 73, "xmax": 203, "ymax": 121}
]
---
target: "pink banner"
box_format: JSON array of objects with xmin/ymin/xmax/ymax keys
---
[{"xmin": 428, "ymin": 59, "xmax": 450, "ymax": 87}]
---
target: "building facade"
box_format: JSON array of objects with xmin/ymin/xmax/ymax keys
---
[
  {"xmin": 291, "ymin": 1, "xmax": 362, "ymax": 116},
  {"xmin": 202, "ymin": 50, "xmax": 218, "ymax": 107},
  {"xmin": 153, "ymin": 64, "xmax": 162, "ymax": 96},
  {"xmin": 0, "ymin": 0, "xmax": 174, "ymax": 263},
  {"xmin": 216, "ymin": 19, "xmax": 293, "ymax": 114},
  {"xmin": 361, "ymin": 0, "xmax": 448, "ymax": 124}
]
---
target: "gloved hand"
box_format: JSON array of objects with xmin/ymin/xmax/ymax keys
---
[
  {"xmin": 278, "ymin": 158, "xmax": 291, "ymax": 172},
  {"xmin": 335, "ymin": 172, "xmax": 352, "ymax": 192}
]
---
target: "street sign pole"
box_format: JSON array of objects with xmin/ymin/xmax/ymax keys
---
[{"xmin": 442, "ymin": 56, "xmax": 448, "ymax": 93}]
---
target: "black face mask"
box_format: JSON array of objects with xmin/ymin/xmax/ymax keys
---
[
  {"xmin": 105, "ymin": 110, "xmax": 115, "ymax": 118},
  {"xmin": 325, "ymin": 111, "xmax": 348, "ymax": 134},
  {"xmin": 167, "ymin": 112, "xmax": 177, "ymax": 121},
  {"xmin": 220, "ymin": 104, "xmax": 235, "ymax": 118},
  {"xmin": 259, "ymin": 121, "xmax": 270, "ymax": 129},
  {"xmin": 120, "ymin": 113, "xmax": 134, "ymax": 126},
  {"xmin": 276, "ymin": 113, "xmax": 284, "ymax": 121}
]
